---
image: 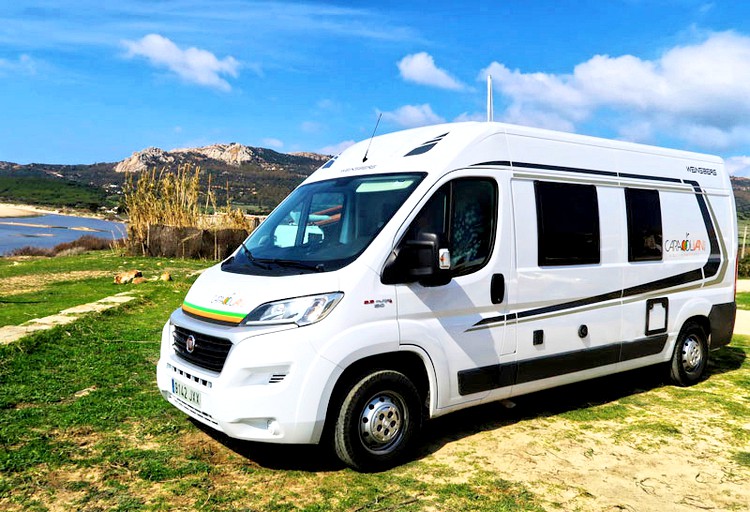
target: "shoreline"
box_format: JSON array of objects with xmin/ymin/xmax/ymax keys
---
[
  {"xmin": 0, "ymin": 202, "xmax": 121, "ymax": 221},
  {"xmin": 0, "ymin": 203, "xmax": 53, "ymax": 219}
]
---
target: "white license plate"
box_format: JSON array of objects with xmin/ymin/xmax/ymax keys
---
[{"xmin": 172, "ymin": 379, "xmax": 202, "ymax": 409}]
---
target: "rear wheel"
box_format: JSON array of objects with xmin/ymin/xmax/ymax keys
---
[
  {"xmin": 334, "ymin": 370, "xmax": 422, "ymax": 471},
  {"xmin": 670, "ymin": 321, "xmax": 708, "ymax": 386}
]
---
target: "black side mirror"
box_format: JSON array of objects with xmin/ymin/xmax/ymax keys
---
[{"xmin": 381, "ymin": 233, "xmax": 451, "ymax": 286}]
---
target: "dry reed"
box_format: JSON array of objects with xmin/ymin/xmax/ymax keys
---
[{"xmin": 122, "ymin": 164, "xmax": 259, "ymax": 256}]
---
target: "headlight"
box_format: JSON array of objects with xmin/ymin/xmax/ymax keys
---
[{"xmin": 242, "ymin": 292, "xmax": 344, "ymax": 326}]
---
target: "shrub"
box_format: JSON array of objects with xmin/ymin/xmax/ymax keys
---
[
  {"xmin": 52, "ymin": 235, "xmax": 113, "ymax": 253},
  {"xmin": 3, "ymin": 235, "xmax": 114, "ymax": 258},
  {"xmin": 5, "ymin": 245, "xmax": 55, "ymax": 257}
]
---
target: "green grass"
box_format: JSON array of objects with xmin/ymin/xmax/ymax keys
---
[
  {"xmin": 0, "ymin": 251, "xmax": 545, "ymax": 511},
  {"xmin": 0, "ymin": 252, "xmax": 207, "ymax": 326},
  {"xmin": 0, "ymin": 176, "xmax": 111, "ymax": 210},
  {"xmin": 734, "ymin": 451, "xmax": 750, "ymax": 468},
  {"xmin": 2, "ymin": 251, "xmax": 749, "ymax": 510},
  {"xmin": 737, "ymin": 291, "xmax": 750, "ymax": 310}
]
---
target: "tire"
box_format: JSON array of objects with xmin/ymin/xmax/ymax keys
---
[
  {"xmin": 334, "ymin": 370, "xmax": 422, "ymax": 471},
  {"xmin": 669, "ymin": 321, "xmax": 708, "ymax": 386}
]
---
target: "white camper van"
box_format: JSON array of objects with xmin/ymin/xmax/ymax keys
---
[{"xmin": 157, "ymin": 121, "xmax": 737, "ymax": 470}]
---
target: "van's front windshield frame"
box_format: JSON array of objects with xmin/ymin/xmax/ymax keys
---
[{"xmin": 222, "ymin": 172, "xmax": 426, "ymax": 276}]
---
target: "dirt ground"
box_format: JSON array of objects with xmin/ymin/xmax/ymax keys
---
[
  {"xmin": 0, "ymin": 270, "xmax": 112, "ymax": 296},
  {"xmin": 427, "ymin": 409, "xmax": 749, "ymax": 511}
]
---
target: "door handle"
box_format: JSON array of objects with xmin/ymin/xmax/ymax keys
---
[{"xmin": 491, "ymin": 274, "xmax": 505, "ymax": 304}]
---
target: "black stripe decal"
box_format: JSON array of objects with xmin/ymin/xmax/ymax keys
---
[
  {"xmin": 619, "ymin": 172, "xmax": 682, "ymax": 183},
  {"xmin": 469, "ymin": 169, "xmax": 723, "ymax": 329},
  {"xmin": 457, "ymin": 334, "xmax": 668, "ymax": 395},
  {"xmin": 471, "ymin": 160, "xmax": 512, "ymax": 167}
]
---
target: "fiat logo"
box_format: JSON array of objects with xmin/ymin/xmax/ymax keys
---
[{"xmin": 185, "ymin": 335, "xmax": 196, "ymax": 353}]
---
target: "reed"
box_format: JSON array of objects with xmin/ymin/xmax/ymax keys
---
[{"xmin": 122, "ymin": 164, "xmax": 258, "ymax": 256}]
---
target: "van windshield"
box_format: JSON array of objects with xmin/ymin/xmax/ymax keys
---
[{"xmin": 222, "ymin": 173, "xmax": 425, "ymax": 275}]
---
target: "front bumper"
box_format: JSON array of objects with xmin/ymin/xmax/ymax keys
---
[{"xmin": 156, "ymin": 310, "xmax": 339, "ymax": 444}]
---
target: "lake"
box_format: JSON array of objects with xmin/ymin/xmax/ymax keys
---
[{"xmin": 0, "ymin": 214, "xmax": 126, "ymax": 255}]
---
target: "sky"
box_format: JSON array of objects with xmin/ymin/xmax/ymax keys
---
[{"xmin": 2, "ymin": 1, "xmax": 750, "ymax": 176}]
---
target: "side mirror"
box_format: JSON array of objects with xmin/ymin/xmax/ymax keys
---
[{"xmin": 381, "ymin": 233, "xmax": 451, "ymax": 286}]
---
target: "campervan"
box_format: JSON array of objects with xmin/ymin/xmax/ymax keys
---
[{"xmin": 157, "ymin": 121, "xmax": 737, "ymax": 470}]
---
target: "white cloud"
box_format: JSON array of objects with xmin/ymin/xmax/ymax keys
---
[
  {"xmin": 726, "ymin": 156, "xmax": 750, "ymax": 176},
  {"xmin": 380, "ymin": 104, "xmax": 445, "ymax": 128},
  {"xmin": 262, "ymin": 138, "xmax": 284, "ymax": 149},
  {"xmin": 301, "ymin": 121, "xmax": 323, "ymax": 133},
  {"xmin": 453, "ymin": 112, "xmax": 486, "ymax": 123},
  {"xmin": 319, "ymin": 140, "xmax": 355, "ymax": 155},
  {"xmin": 0, "ymin": 54, "xmax": 40, "ymax": 75},
  {"xmin": 480, "ymin": 31, "xmax": 750, "ymax": 151},
  {"xmin": 398, "ymin": 52, "xmax": 465, "ymax": 90},
  {"xmin": 122, "ymin": 34, "xmax": 240, "ymax": 92}
]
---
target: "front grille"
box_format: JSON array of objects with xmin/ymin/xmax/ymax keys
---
[{"xmin": 173, "ymin": 326, "xmax": 232, "ymax": 372}]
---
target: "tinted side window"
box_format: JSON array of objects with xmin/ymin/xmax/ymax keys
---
[
  {"xmin": 450, "ymin": 180, "xmax": 496, "ymax": 275},
  {"xmin": 625, "ymin": 188, "xmax": 662, "ymax": 262},
  {"xmin": 535, "ymin": 181, "xmax": 600, "ymax": 266},
  {"xmin": 406, "ymin": 178, "xmax": 497, "ymax": 276}
]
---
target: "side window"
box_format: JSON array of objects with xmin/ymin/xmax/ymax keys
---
[
  {"xmin": 625, "ymin": 188, "xmax": 662, "ymax": 262},
  {"xmin": 406, "ymin": 178, "xmax": 497, "ymax": 276},
  {"xmin": 450, "ymin": 180, "xmax": 496, "ymax": 274},
  {"xmin": 535, "ymin": 181, "xmax": 600, "ymax": 266}
]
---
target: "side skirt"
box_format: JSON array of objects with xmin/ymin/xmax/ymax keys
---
[{"xmin": 457, "ymin": 334, "xmax": 668, "ymax": 396}]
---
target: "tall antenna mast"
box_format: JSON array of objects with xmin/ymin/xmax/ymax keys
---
[
  {"xmin": 363, "ymin": 113, "xmax": 382, "ymax": 162},
  {"xmin": 486, "ymin": 74, "xmax": 494, "ymax": 122}
]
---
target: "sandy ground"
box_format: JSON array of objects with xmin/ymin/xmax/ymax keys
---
[
  {"xmin": 0, "ymin": 203, "xmax": 56, "ymax": 218},
  {"xmin": 733, "ymin": 280, "xmax": 750, "ymax": 335}
]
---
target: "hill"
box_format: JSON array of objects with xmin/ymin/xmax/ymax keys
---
[
  {"xmin": 731, "ymin": 176, "xmax": 750, "ymax": 220},
  {"xmin": 3, "ymin": 154, "xmax": 750, "ymax": 218},
  {"xmin": 0, "ymin": 144, "xmax": 329, "ymax": 215}
]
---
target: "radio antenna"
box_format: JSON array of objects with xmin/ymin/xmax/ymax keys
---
[
  {"xmin": 363, "ymin": 113, "xmax": 382, "ymax": 162},
  {"xmin": 486, "ymin": 74, "xmax": 494, "ymax": 122}
]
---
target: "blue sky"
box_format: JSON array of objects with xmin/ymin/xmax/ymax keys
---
[{"xmin": 2, "ymin": 1, "xmax": 750, "ymax": 175}]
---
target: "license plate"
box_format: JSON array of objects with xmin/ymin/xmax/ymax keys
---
[{"xmin": 172, "ymin": 379, "xmax": 202, "ymax": 409}]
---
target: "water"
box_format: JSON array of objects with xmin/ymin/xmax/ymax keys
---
[{"xmin": 0, "ymin": 214, "xmax": 126, "ymax": 255}]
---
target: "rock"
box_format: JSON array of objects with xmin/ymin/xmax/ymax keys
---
[
  {"xmin": 114, "ymin": 270, "xmax": 142, "ymax": 284},
  {"xmin": 114, "ymin": 147, "xmax": 174, "ymax": 174}
]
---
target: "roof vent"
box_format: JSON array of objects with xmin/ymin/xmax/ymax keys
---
[{"xmin": 404, "ymin": 133, "xmax": 449, "ymax": 157}]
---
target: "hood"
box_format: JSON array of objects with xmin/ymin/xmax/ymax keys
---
[{"xmin": 181, "ymin": 263, "xmax": 342, "ymax": 324}]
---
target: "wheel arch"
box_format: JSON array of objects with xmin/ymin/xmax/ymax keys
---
[{"xmin": 321, "ymin": 349, "xmax": 433, "ymax": 443}]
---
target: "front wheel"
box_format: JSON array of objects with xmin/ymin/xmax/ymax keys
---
[
  {"xmin": 669, "ymin": 321, "xmax": 708, "ymax": 386},
  {"xmin": 334, "ymin": 370, "xmax": 422, "ymax": 471}
]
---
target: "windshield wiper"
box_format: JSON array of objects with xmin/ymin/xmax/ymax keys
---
[
  {"xmin": 254, "ymin": 258, "xmax": 325, "ymax": 272},
  {"xmin": 235, "ymin": 242, "xmax": 271, "ymax": 270}
]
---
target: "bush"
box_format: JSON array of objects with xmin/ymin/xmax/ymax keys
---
[
  {"xmin": 3, "ymin": 235, "xmax": 114, "ymax": 258},
  {"xmin": 52, "ymin": 235, "xmax": 113, "ymax": 253},
  {"xmin": 5, "ymin": 246, "xmax": 55, "ymax": 257}
]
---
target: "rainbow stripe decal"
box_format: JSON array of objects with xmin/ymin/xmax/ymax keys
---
[{"xmin": 182, "ymin": 301, "xmax": 246, "ymax": 324}]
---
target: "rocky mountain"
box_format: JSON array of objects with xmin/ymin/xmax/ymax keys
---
[
  {"xmin": 113, "ymin": 143, "xmax": 329, "ymax": 174},
  {"xmin": 1, "ymin": 144, "xmax": 330, "ymax": 214}
]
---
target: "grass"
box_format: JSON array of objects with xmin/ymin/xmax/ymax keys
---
[
  {"xmin": 0, "ymin": 176, "xmax": 110, "ymax": 211},
  {"xmin": 1, "ymin": 251, "xmax": 749, "ymax": 510},
  {"xmin": 0, "ymin": 251, "xmax": 545, "ymax": 511},
  {"xmin": 0, "ymin": 252, "xmax": 206, "ymax": 326},
  {"xmin": 737, "ymin": 291, "xmax": 750, "ymax": 310}
]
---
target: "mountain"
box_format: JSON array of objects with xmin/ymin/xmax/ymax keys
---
[
  {"xmin": 0, "ymin": 144, "xmax": 331, "ymax": 214},
  {"xmin": 113, "ymin": 143, "xmax": 328, "ymax": 174},
  {"xmin": 3, "ymin": 151, "xmax": 750, "ymax": 218}
]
